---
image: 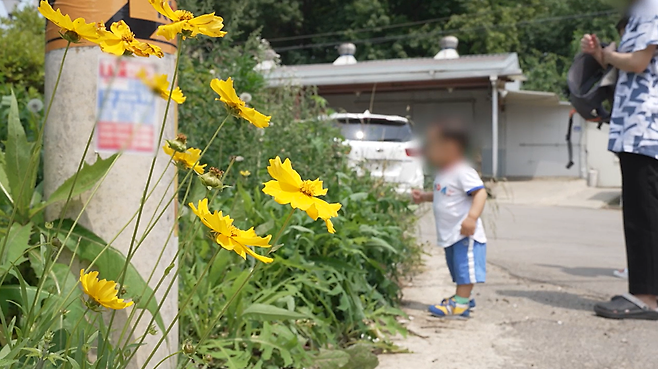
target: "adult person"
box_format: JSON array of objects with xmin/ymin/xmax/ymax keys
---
[{"xmin": 581, "ymin": 0, "xmax": 658, "ymax": 320}]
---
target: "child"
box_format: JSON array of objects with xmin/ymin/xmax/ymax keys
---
[{"xmin": 412, "ymin": 122, "xmax": 487, "ymax": 318}]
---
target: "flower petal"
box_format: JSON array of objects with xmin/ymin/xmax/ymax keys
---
[
  {"xmin": 265, "ymin": 157, "xmax": 302, "ymax": 190},
  {"xmin": 210, "ymin": 78, "xmax": 242, "ymax": 106},
  {"xmin": 148, "ymin": 0, "xmax": 180, "ymax": 21},
  {"xmin": 238, "ymin": 106, "xmax": 271, "ymax": 128}
]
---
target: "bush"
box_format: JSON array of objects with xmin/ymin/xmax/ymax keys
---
[
  {"xmin": 0, "ymin": 7, "xmax": 45, "ymax": 92},
  {"xmin": 177, "ymin": 34, "xmax": 422, "ymax": 368}
]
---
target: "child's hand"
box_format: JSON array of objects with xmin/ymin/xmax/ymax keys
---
[
  {"xmin": 411, "ymin": 189, "xmax": 425, "ymax": 204},
  {"xmin": 460, "ymin": 216, "xmax": 477, "ymax": 236}
]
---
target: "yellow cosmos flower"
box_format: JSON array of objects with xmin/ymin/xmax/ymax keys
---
[
  {"xmin": 148, "ymin": 0, "xmax": 227, "ymax": 40},
  {"xmin": 240, "ymin": 170, "xmax": 251, "ymax": 177},
  {"xmin": 138, "ymin": 70, "xmax": 186, "ymax": 104},
  {"xmin": 210, "ymin": 78, "xmax": 271, "ymax": 128},
  {"xmin": 38, "ymin": 0, "xmax": 101, "ymax": 44},
  {"xmin": 79, "ymin": 269, "xmax": 134, "ymax": 310},
  {"xmin": 262, "ymin": 157, "xmax": 341, "ymax": 233},
  {"xmin": 99, "ymin": 21, "xmax": 164, "ymax": 58},
  {"xmin": 189, "ymin": 199, "xmax": 273, "ymax": 263},
  {"xmin": 163, "ymin": 144, "xmax": 207, "ymax": 174}
]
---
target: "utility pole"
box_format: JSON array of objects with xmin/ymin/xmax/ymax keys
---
[{"xmin": 43, "ymin": 1, "xmax": 178, "ymax": 368}]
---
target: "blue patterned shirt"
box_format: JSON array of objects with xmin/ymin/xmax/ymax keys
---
[{"xmin": 609, "ymin": 0, "xmax": 658, "ymax": 158}]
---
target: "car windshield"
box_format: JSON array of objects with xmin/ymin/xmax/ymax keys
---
[{"xmin": 336, "ymin": 118, "xmax": 413, "ymax": 142}]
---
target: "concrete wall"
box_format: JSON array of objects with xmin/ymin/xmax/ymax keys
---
[
  {"xmin": 503, "ymin": 103, "xmax": 580, "ymax": 178},
  {"xmin": 583, "ymin": 118, "xmax": 622, "ymax": 187}
]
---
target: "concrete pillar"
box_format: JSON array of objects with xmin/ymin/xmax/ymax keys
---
[
  {"xmin": 490, "ymin": 75, "xmax": 499, "ymax": 178},
  {"xmin": 43, "ymin": 2, "xmax": 178, "ymax": 368}
]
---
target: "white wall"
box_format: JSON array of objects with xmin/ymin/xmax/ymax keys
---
[
  {"xmin": 504, "ymin": 103, "xmax": 580, "ymax": 178},
  {"xmin": 583, "ymin": 118, "xmax": 622, "ymax": 187}
]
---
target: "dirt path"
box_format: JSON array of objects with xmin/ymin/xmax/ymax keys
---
[{"xmin": 377, "ymin": 206, "xmax": 658, "ymax": 369}]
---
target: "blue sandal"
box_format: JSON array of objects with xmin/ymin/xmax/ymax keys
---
[{"xmin": 429, "ymin": 297, "xmax": 470, "ymax": 318}]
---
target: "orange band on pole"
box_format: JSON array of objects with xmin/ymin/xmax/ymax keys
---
[{"xmin": 45, "ymin": 0, "xmax": 178, "ymax": 54}]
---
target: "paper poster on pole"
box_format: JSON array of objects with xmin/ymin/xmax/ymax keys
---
[{"xmin": 95, "ymin": 56, "xmax": 160, "ymax": 155}]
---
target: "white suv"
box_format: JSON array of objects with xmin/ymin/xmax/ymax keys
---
[{"xmin": 330, "ymin": 111, "xmax": 424, "ymax": 192}]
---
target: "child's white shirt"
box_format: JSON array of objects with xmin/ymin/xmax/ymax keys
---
[{"xmin": 432, "ymin": 161, "xmax": 487, "ymax": 247}]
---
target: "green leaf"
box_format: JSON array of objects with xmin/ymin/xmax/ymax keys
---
[
  {"xmin": 0, "ymin": 285, "xmax": 50, "ymax": 315},
  {"xmin": 4, "ymin": 91, "xmax": 36, "ymax": 220},
  {"xmin": 289, "ymin": 225, "xmax": 315, "ymax": 234},
  {"xmin": 340, "ymin": 344, "xmax": 378, "ymax": 369},
  {"xmin": 366, "ymin": 237, "xmax": 398, "ymax": 254},
  {"xmin": 2, "ymin": 222, "xmax": 32, "ymax": 268},
  {"xmin": 54, "ymin": 219, "xmax": 166, "ymax": 334},
  {"xmin": 241, "ymin": 303, "xmax": 307, "ymax": 321},
  {"xmin": 313, "ymin": 350, "xmax": 350, "ymax": 369},
  {"xmin": 31, "ymin": 153, "xmax": 119, "ymax": 217},
  {"xmin": 48, "ymin": 263, "xmax": 89, "ymax": 333},
  {"xmin": 0, "ymin": 152, "xmax": 12, "ymax": 205}
]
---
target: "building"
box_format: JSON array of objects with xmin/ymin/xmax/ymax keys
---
[{"xmin": 263, "ymin": 37, "xmax": 620, "ymax": 185}]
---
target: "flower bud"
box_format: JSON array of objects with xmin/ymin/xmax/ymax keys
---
[
  {"xmin": 166, "ymin": 133, "xmax": 188, "ymax": 153},
  {"xmin": 60, "ymin": 30, "xmax": 81, "ymax": 43},
  {"xmin": 51, "ymin": 237, "xmax": 62, "ymax": 249},
  {"xmin": 148, "ymin": 324, "xmax": 158, "ymax": 336},
  {"xmin": 44, "ymin": 331, "xmax": 54, "ymax": 343},
  {"xmin": 183, "ymin": 342, "xmax": 195, "ymax": 355},
  {"xmin": 199, "ymin": 167, "xmax": 224, "ymax": 189}
]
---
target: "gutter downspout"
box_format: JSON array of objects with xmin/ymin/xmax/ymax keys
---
[{"xmin": 490, "ymin": 75, "xmax": 499, "ymax": 178}]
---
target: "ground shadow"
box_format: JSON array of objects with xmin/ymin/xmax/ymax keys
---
[
  {"xmin": 587, "ymin": 191, "xmax": 620, "ymax": 203},
  {"xmin": 537, "ymin": 264, "xmax": 621, "ymax": 278},
  {"xmin": 497, "ymin": 289, "xmax": 600, "ymax": 311},
  {"xmin": 400, "ymin": 299, "xmax": 430, "ymax": 312}
]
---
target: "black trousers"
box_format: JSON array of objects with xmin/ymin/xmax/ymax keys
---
[{"xmin": 620, "ymin": 152, "xmax": 658, "ymax": 296}]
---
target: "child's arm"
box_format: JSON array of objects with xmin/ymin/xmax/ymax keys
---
[
  {"xmin": 460, "ymin": 188, "xmax": 487, "ymax": 236},
  {"xmin": 411, "ymin": 189, "xmax": 433, "ymax": 204}
]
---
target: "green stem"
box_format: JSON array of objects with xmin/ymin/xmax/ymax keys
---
[
  {"xmin": 24, "ymin": 153, "xmax": 120, "ymax": 327},
  {"xmin": 144, "ymin": 208, "xmax": 296, "ymax": 369},
  {"xmin": 120, "ymin": 162, "xmax": 231, "ymax": 363},
  {"xmin": 106, "ymin": 34, "xmax": 184, "ymax": 337},
  {"xmin": 0, "ymin": 41, "xmax": 70, "ymax": 267}
]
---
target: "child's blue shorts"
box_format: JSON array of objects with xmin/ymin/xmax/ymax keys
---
[{"xmin": 444, "ymin": 237, "xmax": 486, "ymax": 285}]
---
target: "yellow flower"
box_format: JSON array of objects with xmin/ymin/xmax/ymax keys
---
[
  {"xmin": 262, "ymin": 157, "xmax": 341, "ymax": 233},
  {"xmin": 138, "ymin": 70, "xmax": 186, "ymax": 104},
  {"xmin": 189, "ymin": 199, "xmax": 273, "ymax": 263},
  {"xmin": 163, "ymin": 144, "xmax": 207, "ymax": 174},
  {"xmin": 38, "ymin": 0, "xmax": 101, "ymax": 43},
  {"xmin": 240, "ymin": 170, "xmax": 251, "ymax": 177},
  {"xmin": 210, "ymin": 78, "xmax": 271, "ymax": 128},
  {"xmin": 148, "ymin": 0, "xmax": 227, "ymax": 40},
  {"xmin": 79, "ymin": 269, "xmax": 134, "ymax": 310},
  {"xmin": 99, "ymin": 21, "xmax": 164, "ymax": 58}
]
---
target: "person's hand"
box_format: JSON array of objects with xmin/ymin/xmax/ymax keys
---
[
  {"xmin": 411, "ymin": 189, "xmax": 425, "ymax": 204},
  {"xmin": 602, "ymin": 41, "xmax": 616, "ymax": 65},
  {"xmin": 460, "ymin": 216, "xmax": 477, "ymax": 236},
  {"xmin": 581, "ymin": 33, "xmax": 604, "ymax": 66}
]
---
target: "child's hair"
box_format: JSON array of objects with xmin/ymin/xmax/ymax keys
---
[
  {"xmin": 435, "ymin": 119, "xmax": 471, "ymax": 151},
  {"xmin": 616, "ymin": 16, "xmax": 629, "ymax": 34}
]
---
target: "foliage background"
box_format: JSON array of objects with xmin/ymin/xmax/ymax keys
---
[
  {"xmin": 0, "ymin": 1, "xmax": 626, "ymax": 367},
  {"xmin": 175, "ymin": 14, "xmax": 422, "ymax": 366},
  {"xmin": 184, "ymin": 0, "xmax": 623, "ymax": 96}
]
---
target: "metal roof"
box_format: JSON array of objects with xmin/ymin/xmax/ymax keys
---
[
  {"xmin": 265, "ymin": 53, "xmax": 523, "ymax": 87},
  {"xmin": 504, "ymin": 90, "xmax": 570, "ymax": 107}
]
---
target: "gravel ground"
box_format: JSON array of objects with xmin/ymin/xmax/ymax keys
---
[{"xmin": 377, "ymin": 203, "xmax": 658, "ymax": 369}]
